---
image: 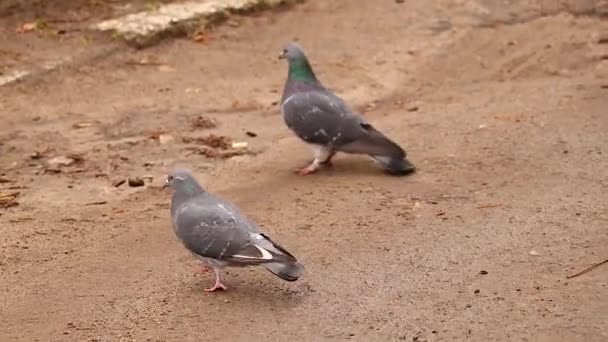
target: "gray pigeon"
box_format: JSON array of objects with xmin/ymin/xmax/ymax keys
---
[
  {"xmin": 164, "ymin": 169, "xmax": 304, "ymax": 292},
  {"xmin": 278, "ymin": 42, "xmax": 416, "ymax": 176}
]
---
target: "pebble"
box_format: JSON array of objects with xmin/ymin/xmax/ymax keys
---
[
  {"xmin": 128, "ymin": 177, "xmax": 145, "ymax": 187},
  {"xmin": 47, "ymin": 156, "xmax": 76, "ymax": 168},
  {"xmin": 158, "ymin": 134, "xmax": 174, "ymax": 145}
]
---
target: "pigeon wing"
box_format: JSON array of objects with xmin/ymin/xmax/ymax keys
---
[
  {"xmin": 174, "ymin": 199, "xmax": 291, "ymax": 264},
  {"xmin": 281, "ymin": 90, "xmax": 364, "ymax": 146}
]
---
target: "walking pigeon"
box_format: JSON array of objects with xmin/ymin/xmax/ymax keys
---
[
  {"xmin": 278, "ymin": 42, "xmax": 416, "ymax": 175},
  {"xmin": 164, "ymin": 169, "xmax": 304, "ymax": 292}
]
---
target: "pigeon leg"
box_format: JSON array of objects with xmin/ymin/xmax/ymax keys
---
[
  {"xmin": 204, "ymin": 267, "xmax": 228, "ymax": 292},
  {"xmin": 295, "ymin": 146, "xmax": 333, "ymax": 176},
  {"xmin": 320, "ymin": 150, "xmax": 336, "ymax": 166},
  {"xmin": 196, "ymin": 264, "xmax": 210, "ymax": 273},
  {"xmin": 296, "ymin": 163, "xmax": 319, "ymax": 176}
]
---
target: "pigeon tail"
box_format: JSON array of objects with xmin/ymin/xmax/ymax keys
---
[
  {"xmin": 371, "ymin": 155, "xmax": 416, "ymax": 175},
  {"xmin": 338, "ymin": 123, "xmax": 415, "ymax": 175},
  {"xmin": 263, "ymin": 261, "xmax": 304, "ymax": 282},
  {"xmin": 255, "ymin": 233, "xmax": 304, "ymax": 281}
]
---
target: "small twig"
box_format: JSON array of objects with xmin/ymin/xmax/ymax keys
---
[
  {"xmin": 9, "ymin": 217, "xmax": 34, "ymax": 223},
  {"xmin": 477, "ymin": 204, "xmax": 502, "ymax": 209},
  {"xmin": 125, "ymin": 60, "xmax": 164, "ymax": 67},
  {"xmin": 566, "ymin": 258, "xmax": 608, "ymax": 279},
  {"xmin": 45, "ymin": 16, "xmax": 92, "ymax": 24},
  {"xmin": 84, "ymin": 201, "xmax": 107, "ymax": 206},
  {"xmin": 7, "ymin": 185, "xmax": 28, "ymax": 190}
]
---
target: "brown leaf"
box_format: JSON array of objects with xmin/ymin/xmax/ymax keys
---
[
  {"xmin": 125, "ymin": 56, "xmax": 161, "ymax": 66},
  {"xmin": 30, "ymin": 147, "xmax": 53, "ymax": 160},
  {"xmin": 84, "ymin": 201, "xmax": 107, "ymax": 206},
  {"xmin": 66, "ymin": 153, "xmax": 85, "ymax": 163},
  {"xmin": 157, "ymin": 65, "xmax": 175, "ymax": 72},
  {"xmin": 72, "ymin": 122, "xmax": 93, "ymax": 129},
  {"xmin": 192, "ymin": 31, "xmax": 212, "ymax": 43},
  {"xmin": 0, "ymin": 177, "xmax": 15, "ymax": 184},
  {"xmin": 17, "ymin": 22, "xmax": 38, "ymax": 33},
  {"xmin": 218, "ymin": 149, "xmax": 250, "ymax": 159},
  {"xmin": 184, "ymin": 146, "xmax": 219, "ymax": 158},
  {"xmin": 183, "ymin": 134, "xmax": 232, "ymax": 150},
  {"xmin": 147, "ymin": 131, "xmax": 167, "ymax": 140},
  {"xmin": 0, "ymin": 191, "xmax": 20, "ymax": 209},
  {"xmin": 112, "ymin": 179, "xmax": 126, "ymax": 188},
  {"xmin": 190, "ymin": 115, "xmax": 216, "ymax": 129},
  {"xmin": 494, "ymin": 114, "xmax": 526, "ymax": 123},
  {"xmin": 44, "ymin": 168, "xmax": 62, "ymax": 174}
]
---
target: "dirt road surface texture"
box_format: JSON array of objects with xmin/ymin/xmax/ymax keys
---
[{"xmin": 1, "ymin": 0, "xmax": 608, "ymax": 341}]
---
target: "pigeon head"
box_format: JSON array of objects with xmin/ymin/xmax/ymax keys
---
[
  {"xmin": 278, "ymin": 42, "xmax": 307, "ymax": 61},
  {"xmin": 279, "ymin": 42, "xmax": 317, "ymax": 82},
  {"xmin": 163, "ymin": 169, "xmax": 205, "ymax": 195}
]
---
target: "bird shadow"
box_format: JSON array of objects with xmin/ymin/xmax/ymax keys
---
[
  {"xmin": 179, "ymin": 270, "xmax": 311, "ymax": 307},
  {"xmin": 307, "ymin": 156, "xmax": 417, "ymax": 178}
]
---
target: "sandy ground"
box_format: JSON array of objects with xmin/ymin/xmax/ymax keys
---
[{"xmin": 1, "ymin": 0, "xmax": 608, "ymax": 341}]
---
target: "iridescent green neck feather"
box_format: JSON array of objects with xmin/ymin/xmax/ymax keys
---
[
  {"xmin": 179, "ymin": 181, "xmax": 204, "ymax": 197},
  {"xmin": 288, "ymin": 58, "xmax": 317, "ymax": 83}
]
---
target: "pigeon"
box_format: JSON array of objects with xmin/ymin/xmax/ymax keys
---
[
  {"xmin": 164, "ymin": 169, "xmax": 304, "ymax": 292},
  {"xmin": 278, "ymin": 42, "xmax": 416, "ymax": 176}
]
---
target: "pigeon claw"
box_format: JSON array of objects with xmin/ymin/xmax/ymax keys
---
[
  {"xmin": 204, "ymin": 282, "xmax": 228, "ymax": 292},
  {"xmin": 295, "ymin": 165, "xmax": 318, "ymax": 176}
]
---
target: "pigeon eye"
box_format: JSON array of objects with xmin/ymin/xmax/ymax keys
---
[{"xmin": 282, "ymin": 49, "xmax": 288, "ymax": 55}]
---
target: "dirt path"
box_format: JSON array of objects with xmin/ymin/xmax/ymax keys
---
[{"xmin": 1, "ymin": 1, "xmax": 607, "ymax": 341}]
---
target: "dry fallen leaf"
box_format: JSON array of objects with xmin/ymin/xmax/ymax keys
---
[
  {"xmin": 125, "ymin": 56, "xmax": 162, "ymax": 66},
  {"xmin": 47, "ymin": 155, "xmax": 79, "ymax": 168},
  {"xmin": 157, "ymin": 65, "xmax": 176, "ymax": 72},
  {"xmin": 72, "ymin": 122, "xmax": 93, "ymax": 129},
  {"xmin": 231, "ymin": 142, "xmax": 248, "ymax": 149},
  {"xmin": 158, "ymin": 134, "xmax": 174, "ymax": 145},
  {"xmin": 0, "ymin": 191, "xmax": 20, "ymax": 209},
  {"xmin": 493, "ymin": 114, "xmax": 526, "ymax": 123},
  {"xmin": 219, "ymin": 149, "xmax": 250, "ymax": 159},
  {"xmin": 190, "ymin": 115, "xmax": 216, "ymax": 129},
  {"xmin": 183, "ymin": 134, "xmax": 232, "ymax": 150},
  {"xmin": 17, "ymin": 22, "xmax": 38, "ymax": 33},
  {"xmin": 30, "ymin": 146, "xmax": 53, "ymax": 160},
  {"xmin": 0, "ymin": 177, "xmax": 14, "ymax": 184},
  {"xmin": 184, "ymin": 146, "xmax": 218, "ymax": 158},
  {"xmin": 192, "ymin": 31, "xmax": 212, "ymax": 43},
  {"xmin": 147, "ymin": 131, "xmax": 168, "ymax": 140}
]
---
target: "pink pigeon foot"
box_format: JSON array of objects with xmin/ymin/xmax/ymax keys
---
[
  {"xmin": 204, "ymin": 267, "xmax": 227, "ymax": 292},
  {"xmin": 204, "ymin": 280, "xmax": 228, "ymax": 292},
  {"xmin": 294, "ymin": 165, "xmax": 318, "ymax": 176}
]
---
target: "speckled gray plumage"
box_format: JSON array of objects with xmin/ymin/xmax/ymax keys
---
[
  {"xmin": 279, "ymin": 42, "xmax": 415, "ymax": 175},
  {"xmin": 166, "ymin": 170, "xmax": 304, "ymax": 287}
]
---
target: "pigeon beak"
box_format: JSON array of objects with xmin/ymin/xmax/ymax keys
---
[
  {"xmin": 162, "ymin": 179, "xmax": 170, "ymax": 189},
  {"xmin": 278, "ymin": 50, "xmax": 287, "ymax": 59}
]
